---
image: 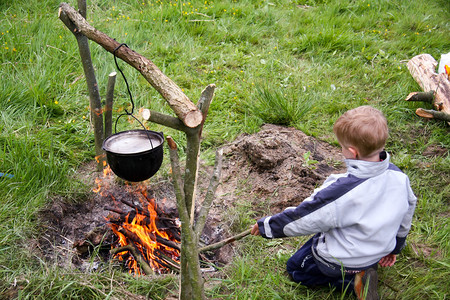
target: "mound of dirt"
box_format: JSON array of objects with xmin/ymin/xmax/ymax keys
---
[
  {"xmin": 216, "ymin": 124, "xmax": 344, "ymax": 213},
  {"xmin": 36, "ymin": 124, "xmax": 346, "ymax": 270}
]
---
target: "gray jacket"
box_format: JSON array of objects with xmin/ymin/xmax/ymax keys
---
[{"xmin": 257, "ymin": 152, "xmax": 417, "ymax": 269}]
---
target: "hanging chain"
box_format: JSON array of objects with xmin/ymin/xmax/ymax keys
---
[{"xmin": 112, "ymin": 43, "xmax": 154, "ymax": 149}]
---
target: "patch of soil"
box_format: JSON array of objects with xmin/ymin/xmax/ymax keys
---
[
  {"xmin": 36, "ymin": 124, "xmax": 346, "ymax": 271},
  {"xmin": 422, "ymin": 144, "xmax": 448, "ymax": 157}
]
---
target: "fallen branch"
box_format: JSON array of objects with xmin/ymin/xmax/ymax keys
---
[
  {"xmin": 104, "ymin": 206, "xmax": 124, "ymax": 215},
  {"xmin": 154, "ymin": 248, "xmax": 181, "ymax": 272},
  {"xmin": 405, "ymin": 91, "xmax": 434, "ymax": 103},
  {"xmin": 106, "ymin": 206, "xmax": 178, "ymax": 226},
  {"xmin": 199, "ymin": 229, "xmax": 252, "ymax": 253}
]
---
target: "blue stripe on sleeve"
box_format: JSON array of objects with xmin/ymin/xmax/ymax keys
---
[
  {"xmin": 264, "ymin": 175, "xmax": 368, "ymax": 238},
  {"xmin": 388, "ymin": 163, "xmax": 403, "ymax": 173}
]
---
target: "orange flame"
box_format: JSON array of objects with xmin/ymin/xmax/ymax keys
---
[{"xmin": 93, "ymin": 169, "xmax": 180, "ymax": 275}]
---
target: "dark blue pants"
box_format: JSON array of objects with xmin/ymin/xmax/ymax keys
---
[{"xmin": 286, "ymin": 237, "xmax": 355, "ymax": 292}]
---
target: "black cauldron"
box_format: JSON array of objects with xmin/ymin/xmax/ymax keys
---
[{"xmin": 103, "ymin": 130, "xmax": 164, "ymax": 182}]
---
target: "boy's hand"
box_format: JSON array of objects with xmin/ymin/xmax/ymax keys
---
[
  {"xmin": 251, "ymin": 223, "xmax": 260, "ymax": 236},
  {"xmin": 379, "ymin": 254, "xmax": 397, "ymax": 267}
]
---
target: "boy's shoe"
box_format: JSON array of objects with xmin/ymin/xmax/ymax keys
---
[{"xmin": 354, "ymin": 268, "xmax": 379, "ymax": 300}]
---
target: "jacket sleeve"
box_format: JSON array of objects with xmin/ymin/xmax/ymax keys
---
[
  {"xmin": 257, "ymin": 197, "xmax": 338, "ymax": 239},
  {"xmin": 256, "ymin": 207, "xmax": 299, "ymax": 239},
  {"xmin": 257, "ymin": 173, "xmax": 369, "ymax": 239},
  {"xmin": 391, "ymin": 179, "xmax": 417, "ymax": 254}
]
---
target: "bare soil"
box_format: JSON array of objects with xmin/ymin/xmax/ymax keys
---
[{"xmin": 37, "ymin": 124, "xmax": 346, "ymax": 271}]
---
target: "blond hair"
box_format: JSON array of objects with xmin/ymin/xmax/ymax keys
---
[{"xmin": 333, "ymin": 106, "xmax": 388, "ymax": 158}]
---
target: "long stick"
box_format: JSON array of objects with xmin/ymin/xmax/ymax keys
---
[
  {"xmin": 199, "ymin": 229, "xmax": 252, "ymax": 253},
  {"xmin": 154, "ymin": 248, "xmax": 181, "ymax": 272}
]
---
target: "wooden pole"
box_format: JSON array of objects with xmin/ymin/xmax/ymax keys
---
[
  {"xmin": 59, "ymin": 1, "xmax": 105, "ymax": 170},
  {"xmin": 104, "ymin": 71, "xmax": 116, "ymax": 139},
  {"xmin": 405, "ymin": 91, "xmax": 434, "ymax": 103},
  {"xmin": 415, "ymin": 108, "xmax": 450, "ymax": 122}
]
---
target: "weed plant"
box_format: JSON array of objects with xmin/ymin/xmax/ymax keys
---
[{"xmin": 0, "ymin": 0, "xmax": 449, "ymax": 298}]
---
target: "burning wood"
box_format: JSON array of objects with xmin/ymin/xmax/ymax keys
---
[
  {"xmin": 107, "ymin": 199, "xmax": 181, "ymax": 274},
  {"xmin": 93, "ymin": 167, "xmax": 181, "ymax": 275}
]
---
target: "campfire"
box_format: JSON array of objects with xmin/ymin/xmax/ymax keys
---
[{"xmin": 94, "ymin": 167, "xmax": 181, "ymax": 275}]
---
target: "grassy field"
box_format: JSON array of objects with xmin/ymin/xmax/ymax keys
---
[{"xmin": 1, "ymin": 0, "xmax": 449, "ymax": 299}]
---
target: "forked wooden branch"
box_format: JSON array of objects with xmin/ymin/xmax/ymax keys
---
[
  {"xmin": 194, "ymin": 148, "xmax": 223, "ymax": 235},
  {"xmin": 166, "ymin": 135, "xmax": 203, "ymax": 299},
  {"xmin": 58, "ymin": 2, "xmax": 203, "ymax": 128}
]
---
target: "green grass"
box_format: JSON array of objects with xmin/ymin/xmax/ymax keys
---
[{"xmin": 1, "ymin": 0, "xmax": 449, "ymax": 298}]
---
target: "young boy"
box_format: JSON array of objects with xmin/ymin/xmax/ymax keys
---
[{"xmin": 251, "ymin": 106, "xmax": 417, "ymax": 300}]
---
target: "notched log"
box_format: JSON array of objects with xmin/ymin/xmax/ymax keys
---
[{"xmin": 406, "ymin": 54, "xmax": 450, "ymax": 124}]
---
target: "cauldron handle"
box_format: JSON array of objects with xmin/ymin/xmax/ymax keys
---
[{"xmin": 113, "ymin": 43, "xmax": 154, "ymax": 149}]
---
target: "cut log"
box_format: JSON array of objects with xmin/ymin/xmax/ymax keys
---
[
  {"xmin": 405, "ymin": 91, "xmax": 434, "ymax": 103},
  {"xmin": 58, "ymin": 3, "xmax": 203, "ymax": 128},
  {"xmin": 406, "ymin": 54, "xmax": 450, "ymax": 124},
  {"xmin": 415, "ymin": 108, "xmax": 450, "ymax": 122}
]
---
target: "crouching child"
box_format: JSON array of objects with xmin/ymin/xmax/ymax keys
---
[{"xmin": 251, "ymin": 106, "xmax": 417, "ymax": 300}]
